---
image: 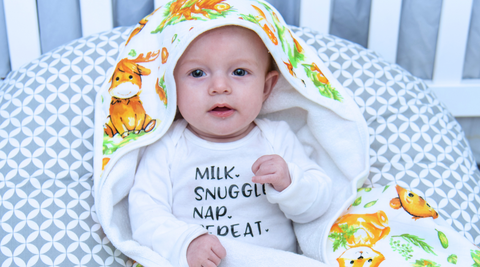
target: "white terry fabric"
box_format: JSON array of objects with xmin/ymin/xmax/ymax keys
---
[
  {"xmin": 129, "ymin": 118, "xmax": 332, "ymax": 266},
  {"xmin": 93, "ymin": 1, "xmax": 370, "ymax": 266}
]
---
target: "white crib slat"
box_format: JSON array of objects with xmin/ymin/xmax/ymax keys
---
[
  {"xmin": 427, "ymin": 80, "xmax": 480, "ymax": 117},
  {"xmin": 432, "ymin": 0, "xmax": 473, "ymax": 85},
  {"xmin": 79, "ymin": 0, "xmax": 114, "ymax": 37},
  {"xmin": 368, "ymin": 0, "xmax": 402, "ymax": 63},
  {"xmin": 3, "ymin": 0, "xmax": 41, "ymax": 70},
  {"xmin": 299, "ymin": 0, "xmax": 332, "ymax": 34}
]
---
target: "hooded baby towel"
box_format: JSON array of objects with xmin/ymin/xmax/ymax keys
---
[{"xmin": 93, "ymin": 0, "xmax": 370, "ymax": 266}]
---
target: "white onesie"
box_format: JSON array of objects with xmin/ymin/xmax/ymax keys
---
[{"xmin": 128, "ymin": 118, "xmax": 332, "ymax": 266}]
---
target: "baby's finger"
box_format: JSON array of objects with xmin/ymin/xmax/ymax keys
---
[
  {"xmin": 207, "ymin": 250, "xmax": 222, "ymax": 266},
  {"xmin": 253, "ymin": 162, "xmax": 278, "ymax": 177},
  {"xmin": 207, "ymin": 256, "xmax": 221, "ymax": 267},
  {"xmin": 251, "ymin": 155, "xmax": 274, "ymax": 174},
  {"xmin": 212, "ymin": 240, "xmax": 227, "ymax": 259},
  {"xmin": 255, "ymin": 163, "xmax": 279, "ymax": 178},
  {"xmin": 201, "ymin": 259, "xmax": 218, "ymax": 267},
  {"xmin": 252, "ymin": 173, "xmax": 276, "ymax": 184}
]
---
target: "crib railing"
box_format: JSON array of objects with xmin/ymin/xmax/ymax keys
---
[{"xmin": 3, "ymin": 0, "xmax": 479, "ymax": 117}]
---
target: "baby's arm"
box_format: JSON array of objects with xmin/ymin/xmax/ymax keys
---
[
  {"xmin": 130, "ymin": 137, "xmax": 218, "ymax": 266},
  {"xmin": 253, "ymin": 120, "xmax": 333, "ymax": 223},
  {"xmin": 187, "ymin": 234, "xmax": 226, "ymax": 267}
]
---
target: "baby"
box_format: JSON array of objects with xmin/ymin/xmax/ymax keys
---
[{"xmin": 128, "ymin": 25, "xmax": 333, "ymax": 267}]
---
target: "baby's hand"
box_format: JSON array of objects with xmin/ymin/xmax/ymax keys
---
[
  {"xmin": 187, "ymin": 234, "xmax": 226, "ymax": 267},
  {"xmin": 252, "ymin": 155, "xmax": 291, "ymax": 192}
]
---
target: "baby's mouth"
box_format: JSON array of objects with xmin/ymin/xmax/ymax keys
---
[
  {"xmin": 209, "ymin": 104, "xmax": 234, "ymax": 118},
  {"xmin": 212, "ymin": 106, "xmax": 232, "ymax": 112}
]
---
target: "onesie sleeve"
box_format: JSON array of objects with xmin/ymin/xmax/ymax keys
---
[
  {"xmin": 128, "ymin": 130, "xmax": 207, "ymax": 267},
  {"xmin": 264, "ymin": 120, "xmax": 333, "ymax": 224}
]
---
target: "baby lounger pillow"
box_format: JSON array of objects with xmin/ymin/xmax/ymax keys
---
[{"xmin": 0, "ymin": 24, "xmax": 478, "ymax": 265}]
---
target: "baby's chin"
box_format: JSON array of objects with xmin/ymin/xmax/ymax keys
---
[{"xmin": 187, "ymin": 122, "xmax": 256, "ymax": 143}]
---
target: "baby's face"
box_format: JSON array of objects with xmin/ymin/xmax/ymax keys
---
[{"xmin": 174, "ymin": 26, "xmax": 278, "ymax": 142}]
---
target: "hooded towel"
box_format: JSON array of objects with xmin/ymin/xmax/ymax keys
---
[{"xmin": 93, "ymin": 0, "xmax": 370, "ymax": 266}]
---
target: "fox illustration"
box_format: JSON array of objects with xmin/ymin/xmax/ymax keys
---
[
  {"xmin": 390, "ymin": 185, "xmax": 438, "ymax": 220},
  {"xmin": 331, "ymin": 211, "xmax": 390, "ymax": 247},
  {"xmin": 337, "ymin": 246, "xmax": 385, "ymax": 267},
  {"xmin": 104, "ymin": 51, "xmax": 160, "ymax": 138}
]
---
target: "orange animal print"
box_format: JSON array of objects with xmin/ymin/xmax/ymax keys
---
[
  {"xmin": 288, "ymin": 30, "xmax": 304, "ymax": 54},
  {"xmin": 125, "ymin": 7, "xmax": 161, "ymax": 45},
  {"xmin": 102, "ymin": 157, "xmax": 110, "ymax": 171},
  {"xmin": 331, "ymin": 211, "xmax": 390, "ymax": 247},
  {"xmin": 169, "ymin": 0, "xmax": 230, "ymax": 19},
  {"xmin": 337, "ymin": 246, "xmax": 385, "ymax": 267},
  {"xmin": 310, "ymin": 62, "xmax": 329, "ymax": 84},
  {"xmin": 161, "ymin": 47, "xmax": 169, "ymax": 64},
  {"xmin": 283, "ymin": 60, "xmax": 296, "ymax": 77},
  {"xmin": 154, "ymin": 0, "xmax": 231, "ymax": 33},
  {"xmin": 104, "ymin": 51, "xmax": 160, "ymax": 138},
  {"xmin": 390, "ymin": 185, "xmax": 439, "ymax": 220},
  {"xmin": 251, "ymin": 5, "xmax": 278, "ymax": 45}
]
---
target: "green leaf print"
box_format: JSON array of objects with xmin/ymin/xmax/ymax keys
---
[
  {"xmin": 447, "ymin": 254, "xmax": 457, "ymax": 264},
  {"xmin": 364, "ymin": 200, "xmax": 378, "ymax": 208},
  {"xmin": 390, "ymin": 237, "xmax": 414, "ymax": 260},
  {"xmin": 157, "ymin": 75, "xmax": 168, "ymax": 106},
  {"xmin": 352, "ymin": 196, "xmax": 362, "ymax": 206},
  {"xmin": 128, "ymin": 49, "xmax": 137, "ymax": 57},
  {"xmin": 203, "ymin": 8, "xmax": 231, "ymax": 18},
  {"xmin": 435, "ymin": 229, "xmax": 448, "ymax": 248},
  {"xmin": 239, "ymin": 14, "xmax": 260, "ymax": 24},
  {"xmin": 412, "ymin": 259, "xmax": 440, "ymax": 267},
  {"xmin": 302, "ymin": 64, "xmax": 343, "ymax": 102},
  {"xmin": 392, "ymin": 234, "xmax": 437, "ymax": 256},
  {"xmin": 328, "ymin": 224, "xmax": 359, "ymax": 252},
  {"xmin": 472, "ymin": 250, "xmax": 480, "ymax": 267},
  {"xmin": 357, "ymin": 187, "xmax": 372, "ymax": 192},
  {"xmin": 382, "ymin": 185, "xmax": 390, "ymax": 193},
  {"xmin": 256, "ymin": 1, "xmax": 343, "ymax": 102},
  {"xmin": 258, "ymin": 2, "xmax": 305, "ymax": 68},
  {"xmin": 103, "ymin": 130, "xmax": 153, "ymax": 156}
]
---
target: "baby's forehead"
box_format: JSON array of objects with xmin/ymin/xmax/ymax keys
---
[
  {"xmin": 209, "ymin": 25, "xmax": 261, "ymax": 38},
  {"xmin": 177, "ymin": 25, "xmax": 271, "ymax": 66},
  {"xmin": 194, "ymin": 25, "xmax": 267, "ymax": 50}
]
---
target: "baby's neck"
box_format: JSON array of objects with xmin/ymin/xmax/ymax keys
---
[{"xmin": 186, "ymin": 122, "xmax": 256, "ymax": 143}]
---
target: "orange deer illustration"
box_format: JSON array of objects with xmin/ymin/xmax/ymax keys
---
[{"xmin": 104, "ymin": 51, "xmax": 160, "ymax": 138}]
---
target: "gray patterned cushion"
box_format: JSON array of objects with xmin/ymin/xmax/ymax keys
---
[{"xmin": 0, "ymin": 25, "xmax": 479, "ymax": 265}]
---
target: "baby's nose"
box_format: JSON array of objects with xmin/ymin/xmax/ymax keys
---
[{"xmin": 209, "ymin": 76, "xmax": 232, "ymax": 95}]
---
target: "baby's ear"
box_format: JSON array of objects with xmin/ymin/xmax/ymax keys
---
[{"xmin": 263, "ymin": 70, "xmax": 279, "ymax": 101}]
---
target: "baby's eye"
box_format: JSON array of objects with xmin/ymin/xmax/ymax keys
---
[
  {"xmin": 190, "ymin": 69, "xmax": 205, "ymax": 78},
  {"xmin": 233, "ymin": 69, "xmax": 247, "ymax": 76}
]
